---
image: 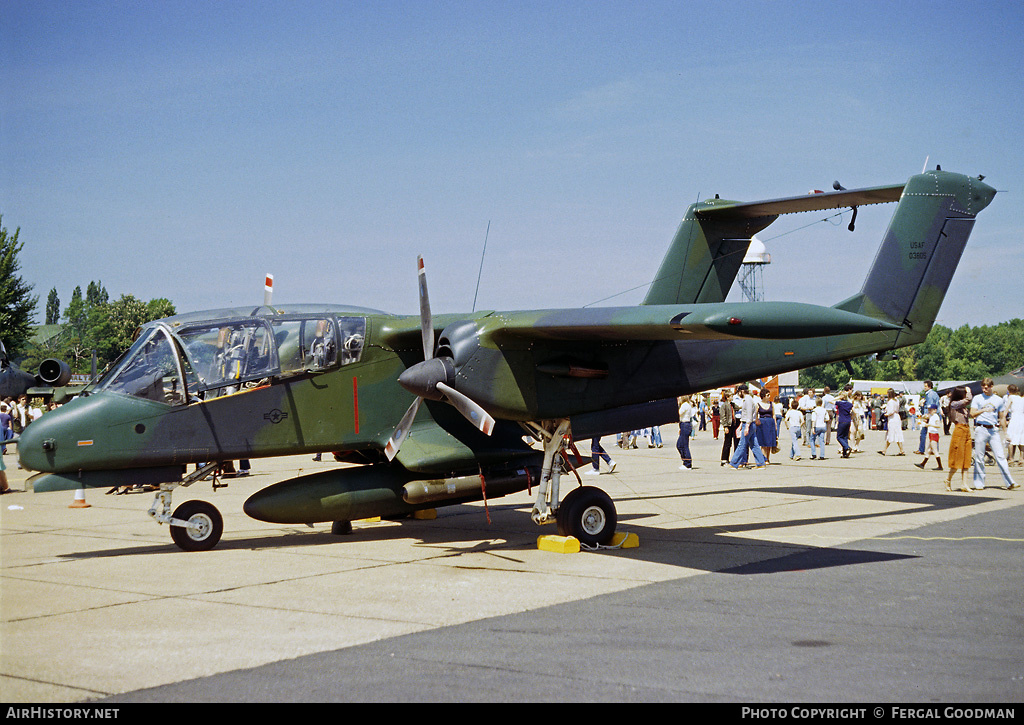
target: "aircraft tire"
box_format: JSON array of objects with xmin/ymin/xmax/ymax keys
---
[
  {"xmin": 556, "ymin": 486, "xmax": 617, "ymax": 547},
  {"xmin": 169, "ymin": 500, "xmax": 223, "ymax": 552},
  {"xmin": 331, "ymin": 520, "xmax": 352, "ymax": 535}
]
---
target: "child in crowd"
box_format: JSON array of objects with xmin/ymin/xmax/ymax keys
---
[
  {"xmin": 810, "ymin": 396, "xmax": 828, "ymax": 460},
  {"xmin": 785, "ymin": 398, "xmax": 804, "ymax": 461},
  {"xmin": 915, "ymin": 405, "xmax": 943, "ymax": 471}
]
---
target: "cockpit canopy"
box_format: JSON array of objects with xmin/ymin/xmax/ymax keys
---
[{"xmin": 96, "ymin": 314, "xmax": 366, "ymax": 405}]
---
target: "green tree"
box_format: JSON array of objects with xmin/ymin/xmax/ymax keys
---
[
  {"xmin": 0, "ymin": 215, "xmax": 38, "ymax": 356},
  {"xmin": 45, "ymin": 288, "xmax": 61, "ymax": 325},
  {"xmin": 945, "ymin": 324, "xmax": 988, "ymax": 379},
  {"xmin": 800, "ymin": 319, "xmax": 1024, "ymax": 386},
  {"xmin": 911, "ymin": 325, "xmax": 952, "ymax": 380},
  {"xmin": 85, "ymin": 280, "xmax": 108, "ymax": 308},
  {"xmin": 55, "ymin": 283, "xmax": 178, "ymax": 374},
  {"xmin": 64, "ymin": 286, "xmax": 85, "ymax": 336},
  {"xmin": 146, "ymin": 298, "xmax": 176, "ymax": 321},
  {"xmin": 106, "ymin": 295, "xmax": 150, "ymax": 357},
  {"xmin": 60, "ymin": 286, "xmax": 92, "ymax": 373}
]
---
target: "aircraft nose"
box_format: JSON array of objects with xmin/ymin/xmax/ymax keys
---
[
  {"xmin": 16, "ymin": 394, "xmax": 108, "ymax": 473},
  {"xmin": 16, "ymin": 410, "xmax": 60, "ymax": 472}
]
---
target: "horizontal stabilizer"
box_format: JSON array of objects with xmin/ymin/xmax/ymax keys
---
[{"xmin": 696, "ymin": 183, "xmax": 905, "ymax": 219}]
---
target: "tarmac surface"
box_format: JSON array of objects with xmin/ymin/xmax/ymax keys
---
[{"xmin": 2, "ymin": 427, "xmax": 1022, "ymax": 703}]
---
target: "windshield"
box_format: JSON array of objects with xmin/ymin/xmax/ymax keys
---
[
  {"xmin": 97, "ymin": 326, "xmax": 187, "ymax": 405},
  {"xmin": 96, "ymin": 315, "xmax": 366, "ymax": 405}
]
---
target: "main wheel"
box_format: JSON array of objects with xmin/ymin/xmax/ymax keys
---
[
  {"xmin": 169, "ymin": 500, "xmax": 223, "ymax": 552},
  {"xmin": 556, "ymin": 486, "xmax": 617, "ymax": 547}
]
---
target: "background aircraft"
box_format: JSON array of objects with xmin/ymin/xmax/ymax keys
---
[
  {"xmin": 17, "ymin": 168, "xmax": 996, "ymax": 551},
  {"xmin": 0, "ymin": 340, "xmax": 72, "ymax": 399},
  {"xmin": 939, "ymin": 365, "xmax": 1024, "ymax": 397}
]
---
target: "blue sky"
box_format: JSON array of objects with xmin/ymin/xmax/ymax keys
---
[{"xmin": 3, "ymin": 0, "xmax": 1022, "ymax": 331}]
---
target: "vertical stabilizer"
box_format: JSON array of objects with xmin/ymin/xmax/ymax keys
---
[
  {"xmin": 643, "ymin": 201, "xmax": 776, "ymax": 305},
  {"xmin": 834, "ymin": 169, "xmax": 996, "ymax": 344}
]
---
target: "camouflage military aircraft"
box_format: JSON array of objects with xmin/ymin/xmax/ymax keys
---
[
  {"xmin": 18, "ymin": 168, "xmax": 996, "ymax": 551},
  {"xmin": 0, "ymin": 340, "xmax": 72, "ymax": 399},
  {"xmin": 941, "ymin": 365, "xmax": 1024, "ymax": 397}
]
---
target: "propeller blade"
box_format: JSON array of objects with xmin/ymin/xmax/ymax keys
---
[
  {"xmin": 384, "ymin": 397, "xmax": 422, "ymax": 461},
  {"xmin": 386, "ymin": 257, "xmax": 494, "ymax": 460},
  {"xmin": 436, "ymin": 381, "xmax": 496, "ymax": 436},
  {"xmin": 264, "ymin": 274, "xmax": 274, "ymax": 306},
  {"xmin": 417, "ymin": 256, "xmax": 434, "ymax": 360}
]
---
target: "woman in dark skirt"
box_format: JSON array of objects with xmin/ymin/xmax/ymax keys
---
[
  {"xmin": 719, "ymin": 392, "xmax": 738, "ymax": 465},
  {"xmin": 757, "ymin": 388, "xmax": 778, "ymax": 464}
]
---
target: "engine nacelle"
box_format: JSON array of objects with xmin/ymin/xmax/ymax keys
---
[{"xmin": 37, "ymin": 359, "xmax": 72, "ymax": 387}]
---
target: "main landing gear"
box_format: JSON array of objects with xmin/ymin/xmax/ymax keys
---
[
  {"xmin": 148, "ymin": 462, "xmax": 225, "ymax": 552},
  {"xmin": 556, "ymin": 485, "xmax": 617, "ymax": 548},
  {"xmin": 525, "ymin": 420, "xmax": 617, "ymax": 547}
]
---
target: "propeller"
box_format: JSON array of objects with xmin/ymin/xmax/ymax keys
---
[{"xmin": 384, "ymin": 256, "xmax": 496, "ymax": 461}]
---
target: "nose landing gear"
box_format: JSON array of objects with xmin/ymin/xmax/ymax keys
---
[
  {"xmin": 148, "ymin": 463, "xmax": 225, "ymax": 551},
  {"xmin": 167, "ymin": 499, "xmax": 224, "ymax": 552}
]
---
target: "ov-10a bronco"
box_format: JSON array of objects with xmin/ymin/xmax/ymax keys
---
[{"xmin": 19, "ymin": 168, "xmax": 996, "ymax": 551}]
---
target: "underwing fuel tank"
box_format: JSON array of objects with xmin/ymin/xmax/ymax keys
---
[{"xmin": 243, "ymin": 464, "xmax": 539, "ymax": 524}]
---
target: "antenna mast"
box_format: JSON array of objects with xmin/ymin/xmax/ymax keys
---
[{"xmin": 472, "ymin": 221, "xmax": 490, "ymax": 312}]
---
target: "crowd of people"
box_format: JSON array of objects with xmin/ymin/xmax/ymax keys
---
[
  {"xmin": 1, "ymin": 394, "xmax": 59, "ymax": 494},
  {"xmin": 584, "ymin": 379, "xmax": 1022, "ymax": 494}
]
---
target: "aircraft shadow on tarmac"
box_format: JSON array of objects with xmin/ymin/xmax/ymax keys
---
[
  {"xmin": 611, "ymin": 483, "xmax": 997, "ymax": 573},
  {"xmin": 57, "ymin": 484, "xmax": 998, "ymax": 576}
]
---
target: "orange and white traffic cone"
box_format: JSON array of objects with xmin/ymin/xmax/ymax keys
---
[{"xmin": 69, "ymin": 489, "xmax": 91, "ymax": 509}]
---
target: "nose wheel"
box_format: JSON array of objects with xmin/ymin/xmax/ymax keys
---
[
  {"xmin": 147, "ymin": 466, "xmax": 226, "ymax": 551},
  {"xmin": 167, "ymin": 500, "xmax": 224, "ymax": 552}
]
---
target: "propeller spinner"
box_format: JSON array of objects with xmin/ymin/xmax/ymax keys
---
[{"xmin": 384, "ymin": 257, "xmax": 496, "ymax": 461}]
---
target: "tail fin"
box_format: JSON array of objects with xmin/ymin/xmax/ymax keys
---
[
  {"xmin": 643, "ymin": 202, "xmax": 776, "ymax": 305},
  {"xmin": 834, "ymin": 169, "xmax": 996, "ymax": 344}
]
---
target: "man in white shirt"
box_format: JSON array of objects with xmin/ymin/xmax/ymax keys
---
[
  {"xmin": 14, "ymin": 396, "xmax": 29, "ymax": 432},
  {"xmin": 728, "ymin": 385, "xmax": 766, "ymax": 469},
  {"xmin": 798, "ymin": 388, "xmax": 816, "ymax": 442},
  {"xmin": 970, "ymin": 378, "xmax": 1019, "ymax": 490}
]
